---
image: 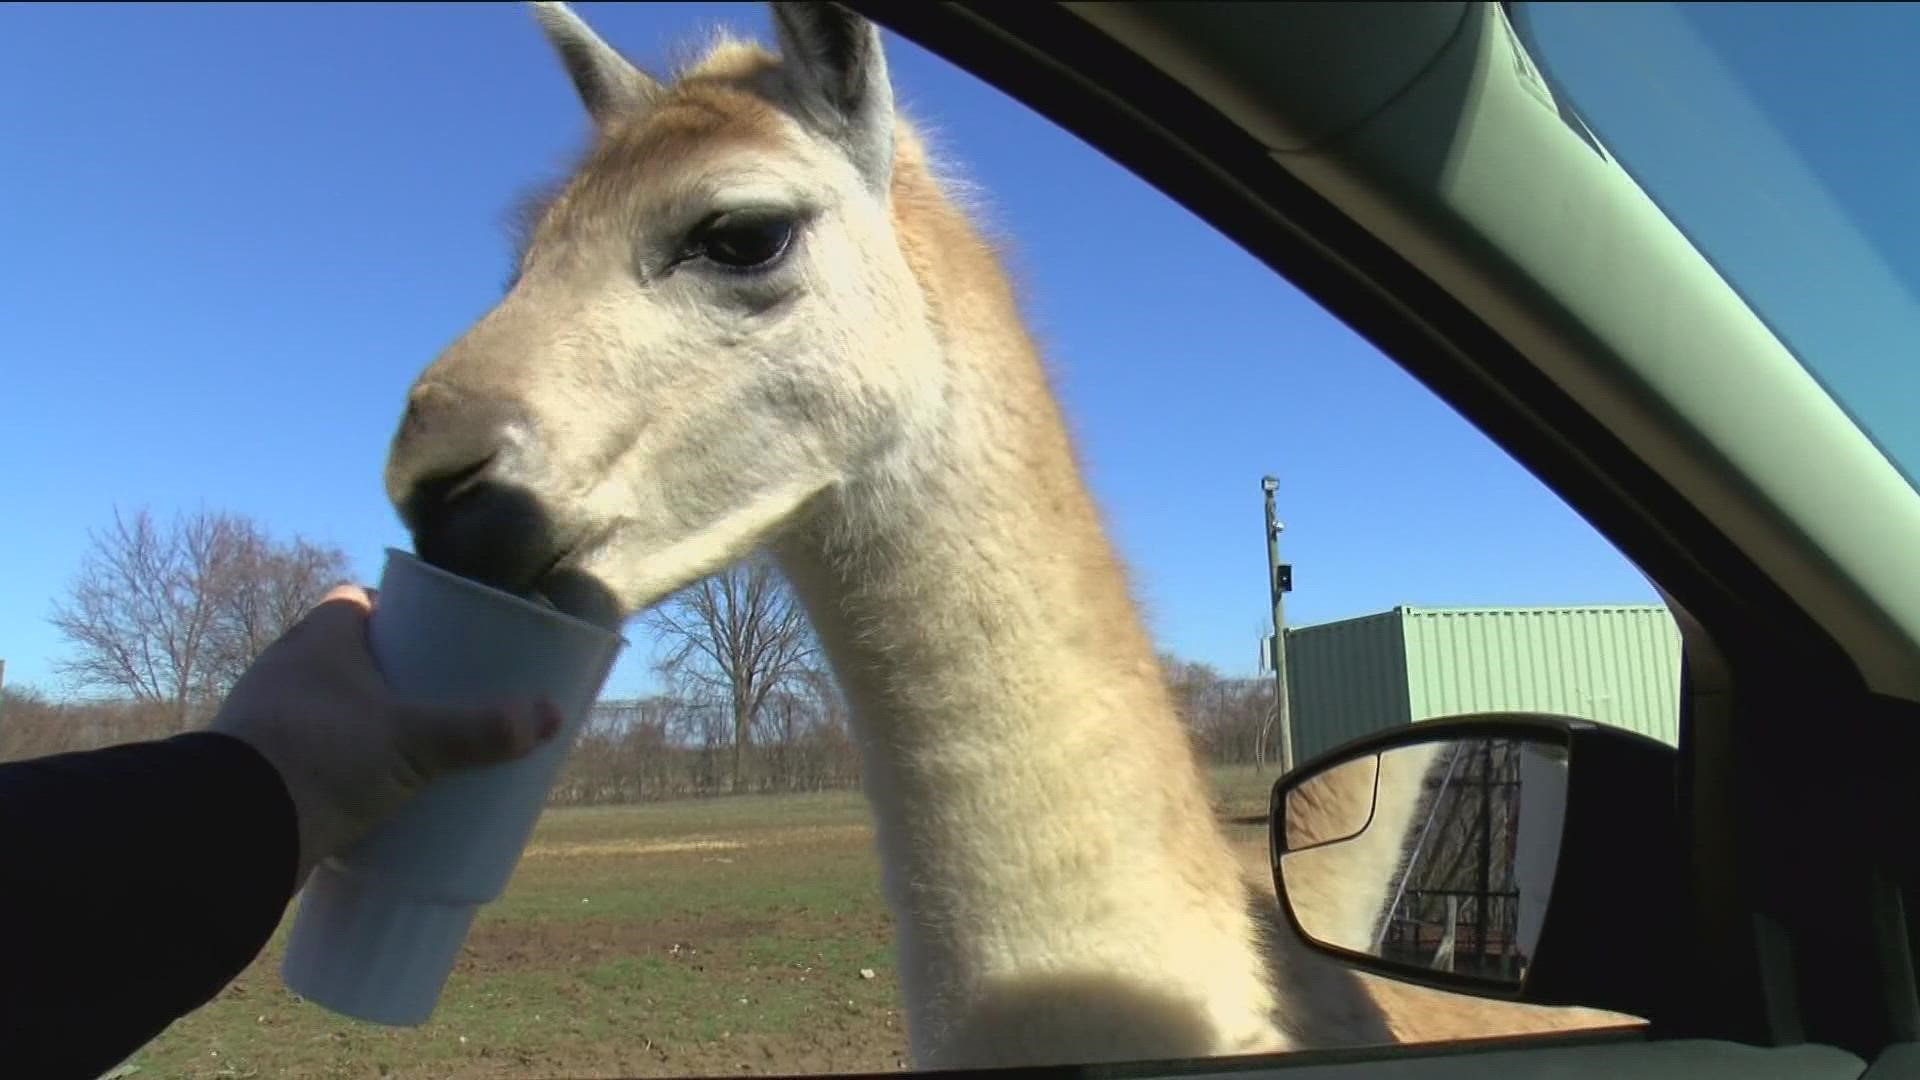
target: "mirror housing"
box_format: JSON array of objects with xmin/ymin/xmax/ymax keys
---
[{"xmin": 1269, "ymin": 712, "xmax": 1681, "ymax": 1023}]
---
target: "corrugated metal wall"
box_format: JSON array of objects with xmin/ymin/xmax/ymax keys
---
[
  {"xmin": 1401, "ymin": 606, "xmax": 1682, "ymax": 745},
  {"xmin": 1284, "ymin": 611, "xmax": 1412, "ymax": 761},
  {"xmin": 1285, "ymin": 605, "xmax": 1683, "ymax": 761}
]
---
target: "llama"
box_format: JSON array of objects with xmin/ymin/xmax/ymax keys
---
[{"xmin": 380, "ymin": 2, "xmax": 1631, "ymax": 1065}]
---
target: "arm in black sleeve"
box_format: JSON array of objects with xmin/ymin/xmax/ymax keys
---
[{"xmin": 0, "ymin": 731, "xmax": 301, "ymax": 1080}]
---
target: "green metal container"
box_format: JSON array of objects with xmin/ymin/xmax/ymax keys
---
[{"xmin": 1284, "ymin": 605, "xmax": 1683, "ymax": 761}]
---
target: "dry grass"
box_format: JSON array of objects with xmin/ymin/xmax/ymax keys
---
[{"xmin": 125, "ymin": 767, "xmax": 1636, "ymax": 1078}]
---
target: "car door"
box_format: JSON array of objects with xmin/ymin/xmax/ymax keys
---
[{"xmin": 856, "ymin": 3, "xmax": 1920, "ymax": 1077}]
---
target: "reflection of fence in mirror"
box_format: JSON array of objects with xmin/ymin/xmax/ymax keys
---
[{"xmin": 1376, "ymin": 738, "xmax": 1568, "ymax": 985}]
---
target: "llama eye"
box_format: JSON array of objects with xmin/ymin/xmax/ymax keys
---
[{"xmin": 693, "ymin": 210, "xmax": 795, "ymax": 270}]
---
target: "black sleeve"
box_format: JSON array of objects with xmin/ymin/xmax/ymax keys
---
[{"xmin": 0, "ymin": 731, "xmax": 301, "ymax": 1080}]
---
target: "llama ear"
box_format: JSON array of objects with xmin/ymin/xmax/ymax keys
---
[
  {"xmin": 770, "ymin": 2, "xmax": 893, "ymax": 191},
  {"xmin": 530, "ymin": 2, "xmax": 662, "ymax": 127}
]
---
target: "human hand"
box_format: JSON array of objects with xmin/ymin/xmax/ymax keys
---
[{"xmin": 210, "ymin": 584, "xmax": 561, "ymax": 885}]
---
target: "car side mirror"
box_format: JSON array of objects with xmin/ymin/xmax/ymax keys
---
[{"xmin": 1270, "ymin": 712, "xmax": 1681, "ymax": 1021}]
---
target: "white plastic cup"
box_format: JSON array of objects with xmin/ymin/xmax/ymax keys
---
[{"xmin": 280, "ymin": 547, "xmax": 625, "ymax": 1025}]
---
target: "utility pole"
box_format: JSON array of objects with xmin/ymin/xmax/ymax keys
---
[{"xmin": 1262, "ymin": 476, "xmax": 1295, "ymax": 774}]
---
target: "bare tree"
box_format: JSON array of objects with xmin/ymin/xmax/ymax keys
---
[
  {"xmin": 553, "ymin": 695, "xmax": 680, "ymax": 803},
  {"xmin": 0, "ymin": 682, "xmax": 60, "ymax": 761},
  {"xmin": 1162, "ymin": 653, "xmax": 1274, "ymax": 766},
  {"xmin": 646, "ymin": 558, "xmax": 820, "ymax": 793},
  {"xmin": 201, "ymin": 532, "xmax": 351, "ymax": 693},
  {"xmin": 51, "ymin": 508, "xmax": 235, "ymax": 726},
  {"xmin": 48, "ymin": 507, "xmax": 349, "ymax": 728},
  {"xmin": 781, "ymin": 668, "xmax": 860, "ymax": 792},
  {"xmin": 0, "ymin": 685, "xmax": 177, "ymax": 761}
]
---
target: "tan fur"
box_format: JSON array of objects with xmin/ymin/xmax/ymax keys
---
[
  {"xmin": 386, "ymin": 5, "xmax": 1639, "ymax": 1066},
  {"xmin": 772, "ymin": 107, "xmax": 1288, "ymax": 1070}
]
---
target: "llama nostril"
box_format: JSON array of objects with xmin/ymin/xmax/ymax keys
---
[
  {"xmin": 414, "ymin": 453, "xmax": 497, "ymax": 507},
  {"xmin": 385, "ymin": 385, "xmax": 530, "ymax": 515},
  {"xmin": 399, "ymin": 452, "xmax": 500, "ymax": 536},
  {"xmin": 399, "ymin": 397, "xmax": 430, "ymax": 443}
]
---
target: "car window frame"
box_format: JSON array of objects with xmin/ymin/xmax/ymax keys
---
[{"xmin": 854, "ymin": 0, "xmax": 1920, "ymax": 1067}]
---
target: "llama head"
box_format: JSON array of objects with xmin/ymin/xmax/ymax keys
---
[{"xmin": 383, "ymin": 2, "xmax": 940, "ymax": 623}]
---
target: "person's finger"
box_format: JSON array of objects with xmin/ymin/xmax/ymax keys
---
[
  {"xmin": 260, "ymin": 585, "xmax": 375, "ymax": 654},
  {"xmin": 296, "ymin": 588, "xmax": 382, "ymax": 647},
  {"xmin": 393, "ymin": 698, "xmax": 564, "ymax": 778},
  {"xmin": 294, "ymin": 587, "xmax": 376, "ymax": 636},
  {"xmin": 319, "ymin": 584, "xmax": 375, "ymax": 612}
]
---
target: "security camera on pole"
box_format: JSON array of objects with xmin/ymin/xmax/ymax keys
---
[{"xmin": 1261, "ymin": 476, "xmax": 1295, "ymax": 774}]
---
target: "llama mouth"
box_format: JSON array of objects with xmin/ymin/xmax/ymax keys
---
[
  {"xmin": 531, "ymin": 575, "xmax": 623, "ymax": 630},
  {"xmin": 527, "ymin": 531, "xmax": 624, "ymax": 631},
  {"xmin": 416, "ymin": 505, "xmax": 623, "ymax": 631},
  {"xmin": 411, "ymin": 481, "xmax": 591, "ymax": 602}
]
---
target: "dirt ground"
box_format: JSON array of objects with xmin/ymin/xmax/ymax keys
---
[
  {"xmin": 128, "ymin": 792, "xmax": 909, "ymax": 1079},
  {"xmin": 123, "ymin": 771, "xmax": 1636, "ymax": 1079}
]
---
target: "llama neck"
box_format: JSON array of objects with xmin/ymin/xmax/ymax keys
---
[{"xmin": 775, "ymin": 138, "xmax": 1285, "ymax": 1067}]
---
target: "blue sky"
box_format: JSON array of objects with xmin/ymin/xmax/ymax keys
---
[{"xmin": 0, "ymin": 3, "xmax": 1669, "ymax": 700}]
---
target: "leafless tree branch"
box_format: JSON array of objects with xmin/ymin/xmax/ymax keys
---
[
  {"xmin": 645, "ymin": 557, "xmax": 821, "ymax": 792},
  {"xmin": 48, "ymin": 506, "xmax": 350, "ymax": 729}
]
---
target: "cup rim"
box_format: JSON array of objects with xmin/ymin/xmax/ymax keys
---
[{"xmin": 384, "ymin": 547, "xmax": 629, "ymax": 646}]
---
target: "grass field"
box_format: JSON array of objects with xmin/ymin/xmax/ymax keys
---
[{"xmin": 124, "ymin": 769, "xmax": 1279, "ymax": 1079}]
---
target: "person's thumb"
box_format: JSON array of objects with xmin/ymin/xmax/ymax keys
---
[{"xmin": 393, "ymin": 698, "xmax": 564, "ymax": 780}]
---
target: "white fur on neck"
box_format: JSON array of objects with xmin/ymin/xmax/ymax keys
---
[{"xmin": 776, "ymin": 298, "xmax": 1288, "ymax": 1066}]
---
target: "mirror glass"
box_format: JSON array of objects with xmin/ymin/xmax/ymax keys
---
[
  {"xmin": 1277, "ymin": 734, "xmax": 1568, "ymax": 985},
  {"xmin": 1281, "ymin": 753, "xmax": 1380, "ymax": 851}
]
